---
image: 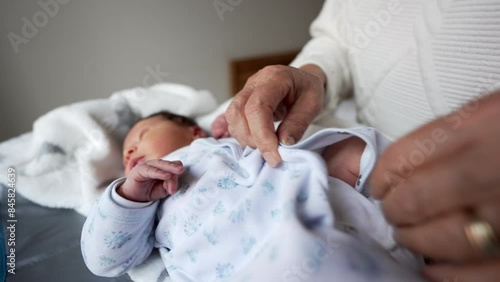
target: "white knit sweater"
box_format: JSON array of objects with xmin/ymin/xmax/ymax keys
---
[{"xmin": 292, "ymin": 0, "xmax": 500, "ymax": 140}]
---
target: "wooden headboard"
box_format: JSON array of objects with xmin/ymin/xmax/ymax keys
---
[{"xmin": 229, "ymin": 50, "xmax": 299, "ymax": 95}]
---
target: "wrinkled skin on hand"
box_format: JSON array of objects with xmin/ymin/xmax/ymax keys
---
[
  {"xmin": 226, "ymin": 64, "xmax": 326, "ymax": 167},
  {"xmin": 370, "ymin": 91, "xmax": 500, "ymax": 282}
]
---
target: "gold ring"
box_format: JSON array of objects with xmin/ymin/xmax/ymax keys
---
[{"xmin": 464, "ymin": 219, "xmax": 500, "ymax": 257}]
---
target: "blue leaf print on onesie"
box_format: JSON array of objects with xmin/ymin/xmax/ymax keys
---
[
  {"xmin": 104, "ymin": 231, "xmax": 132, "ymax": 249},
  {"xmin": 204, "ymin": 229, "xmax": 219, "ymax": 245},
  {"xmin": 187, "ymin": 249, "xmax": 198, "ymax": 263},
  {"xmin": 217, "ymin": 173, "xmax": 238, "ymax": 190},
  {"xmin": 192, "ymin": 187, "xmax": 210, "ymax": 207},
  {"xmin": 212, "ymin": 201, "xmax": 226, "ymax": 215},
  {"xmin": 270, "ymin": 209, "xmax": 282, "ymax": 220},
  {"xmin": 87, "ymin": 218, "xmax": 94, "ymax": 234},
  {"xmin": 268, "ymin": 245, "xmax": 279, "ymax": 261},
  {"xmin": 169, "ymin": 214, "xmax": 177, "ymax": 227},
  {"xmin": 216, "ymin": 263, "xmax": 234, "ymax": 279},
  {"xmin": 99, "ymin": 255, "xmax": 116, "ymax": 266},
  {"xmin": 262, "ymin": 180, "xmax": 274, "ymax": 196},
  {"xmin": 229, "ymin": 199, "xmax": 252, "ymax": 224},
  {"xmin": 97, "ymin": 206, "xmax": 107, "ymax": 219},
  {"xmin": 241, "ymin": 236, "xmax": 256, "ymax": 255},
  {"xmin": 288, "ymin": 168, "xmax": 302, "ymax": 180},
  {"xmin": 163, "ymin": 230, "xmax": 174, "ymax": 248},
  {"xmin": 184, "ymin": 215, "xmax": 201, "ymax": 236}
]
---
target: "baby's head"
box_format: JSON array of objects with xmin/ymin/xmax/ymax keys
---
[{"xmin": 122, "ymin": 111, "xmax": 207, "ymax": 176}]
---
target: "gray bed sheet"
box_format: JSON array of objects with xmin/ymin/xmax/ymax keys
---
[{"xmin": 1, "ymin": 187, "xmax": 133, "ymax": 282}]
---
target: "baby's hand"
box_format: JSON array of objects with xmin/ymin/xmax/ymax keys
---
[
  {"xmin": 117, "ymin": 160, "xmax": 184, "ymax": 202},
  {"xmin": 210, "ymin": 113, "xmax": 230, "ymax": 138},
  {"xmin": 322, "ymin": 137, "xmax": 366, "ymax": 188}
]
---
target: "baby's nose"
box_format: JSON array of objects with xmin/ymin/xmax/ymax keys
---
[{"xmin": 124, "ymin": 146, "xmax": 137, "ymax": 160}]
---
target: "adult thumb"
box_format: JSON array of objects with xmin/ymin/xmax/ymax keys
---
[{"xmin": 276, "ymin": 112, "xmax": 312, "ymax": 146}]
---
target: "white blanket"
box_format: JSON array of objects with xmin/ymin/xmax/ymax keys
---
[{"xmin": 0, "ymin": 83, "xmax": 225, "ymax": 216}]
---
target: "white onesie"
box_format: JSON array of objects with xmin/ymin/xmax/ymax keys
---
[{"xmin": 81, "ymin": 127, "xmax": 425, "ymax": 282}]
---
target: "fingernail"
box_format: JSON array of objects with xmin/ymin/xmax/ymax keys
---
[
  {"xmin": 263, "ymin": 152, "xmax": 281, "ymax": 167},
  {"xmin": 282, "ymin": 136, "xmax": 296, "ymax": 146}
]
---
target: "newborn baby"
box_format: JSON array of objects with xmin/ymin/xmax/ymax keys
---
[{"xmin": 81, "ymin": 111, "xmax": 424, "ymax": 281}]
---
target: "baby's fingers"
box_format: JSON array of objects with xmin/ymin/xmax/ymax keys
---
[
  {"xmin": 163, "ymin": 174, "xmax": 179, "ymax": 195},
  {"xmin": 133, "ymin": 160, "xmax": 184, "ymax": 181},
  {"xmin": 143, "ymin": 160, "xmax": 182, "ymax": 195},
  {"xmin": 146, "ymin": 159, "xmax": 184, "ymax": 174}
]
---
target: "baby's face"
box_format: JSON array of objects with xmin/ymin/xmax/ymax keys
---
[{"xmin": 122, "ymin": 116, "xmax": 205, "ymax": 176}]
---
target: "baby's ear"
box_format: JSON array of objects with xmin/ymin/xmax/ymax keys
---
[{"xmin": 190, "ymin": 125, "xmax": 207, "ymax": 139}]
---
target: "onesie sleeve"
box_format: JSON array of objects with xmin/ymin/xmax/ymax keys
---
[
  {"xmin": 290, "ymin": 0, "xmax": 353, "ymax": 115},
  {"xmin": 81, "ymin": 178, "xmax": 159, "ymax": 277}
]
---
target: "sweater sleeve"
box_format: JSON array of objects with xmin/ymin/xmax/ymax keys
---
[
  {"xmin": 81, "ymin": 178, "xmax": 159, "ymax": 277},
  {"xmin": 290, "ymin": 0, "xmax": 353, "ymax": 114}
]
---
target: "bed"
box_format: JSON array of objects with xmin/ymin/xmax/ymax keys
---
[
  {"xmin": 0, "ymin": 185, "xmax": 133, "ymax": 282},
  {"xmin": 0, "ymin": 52, "xmax": 362, "ymax": 282}
]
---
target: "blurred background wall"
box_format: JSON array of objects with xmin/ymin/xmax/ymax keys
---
[{"xmin": 0, "ymin": 0, "xmax": 324, "ymax": 141}]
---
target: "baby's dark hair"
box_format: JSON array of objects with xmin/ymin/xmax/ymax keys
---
[{"xmin": 141, "ymin": 111, "xmax": 198, "ymax": 127}]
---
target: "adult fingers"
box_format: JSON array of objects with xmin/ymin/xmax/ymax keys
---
[
  {"xmin": 370, "ymin": 92, "xmax": 500, "ymax": 200},
  {"xmin": 394, "ymin": 204, "xmax": 500, "ymax": 261},
  {"xmin": 244, "ymin": 83, "xmax": 287, "ymax": 167},
  {"xmin": 370, "ymin": 114, "xmax": 472, "ymax": 200},
  {"xmin": 395, "ymin": 212, "xmax": 480, "ymax": 261},
  {"xmin": 227, "ymin": 64, "xmax": 326, "ymax": 167},
  {"xmin": 243, "ymin": 66, "xmax": 297, "ymax": 166},
  {"xmin": 380, "ymin": 142, "xmax": 500, "ymax": 226},
  {"xmin": 276, "ymin": 87, "xmax": 323, "ymax": 146},
  {"xmin": 226, "ymin": 84, "xmax": 255, "ymax": 148},
  {"xmin": 423, "ymin": 260, "xmax": 500, "ymax": 282}
]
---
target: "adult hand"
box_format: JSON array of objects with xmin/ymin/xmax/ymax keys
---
[
  {"xmin": 225, "ymin": 64, "xmax": 326, "ymax": 167},
  {"xmin": 370, "ymin": 91, "xmax": 500, "ymax": 282}
]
